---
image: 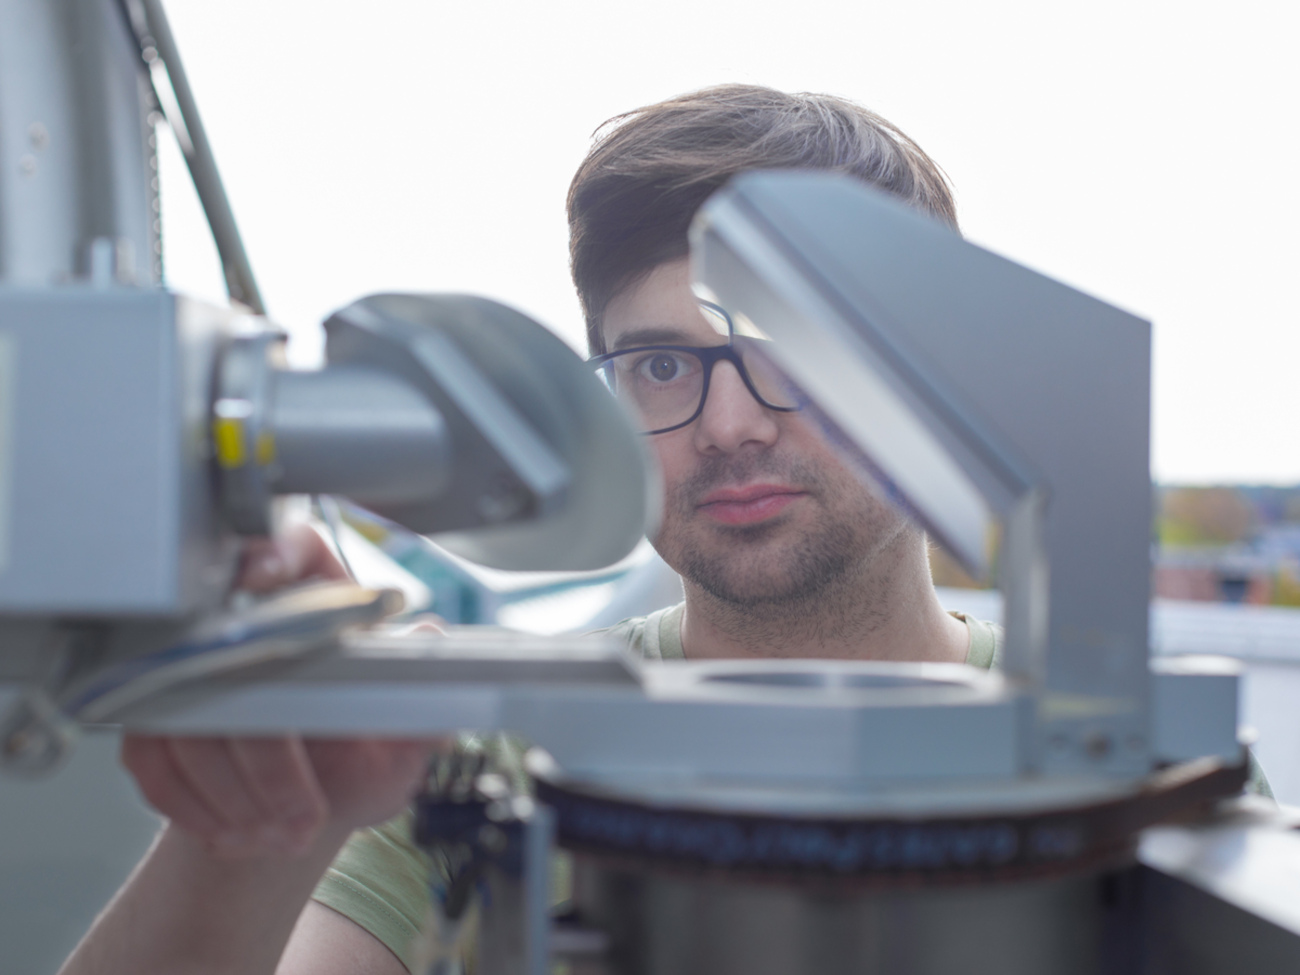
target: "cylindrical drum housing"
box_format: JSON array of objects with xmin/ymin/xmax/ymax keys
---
[{"xmin": 569, "ymin": 856, "xmax": 1109, "ymax": 975}]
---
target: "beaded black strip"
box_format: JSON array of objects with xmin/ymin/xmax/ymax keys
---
[{"xmin": 534, "ymin": 759, "xmax": 1245, "ymax": 885}]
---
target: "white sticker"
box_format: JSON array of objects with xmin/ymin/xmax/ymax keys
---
[{"xmin": 0, "ymin": 332, "xmax": 14, "ymax": 572}]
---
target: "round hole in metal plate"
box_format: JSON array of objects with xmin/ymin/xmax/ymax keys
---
[{"xmin": 702, "ymin": 671, "xmax": 964, "ymax": 690}]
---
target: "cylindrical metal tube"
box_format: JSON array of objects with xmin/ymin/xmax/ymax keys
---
[{"xmin": 268, "ymin": 366, "xmax": 449, "ymax": 506}]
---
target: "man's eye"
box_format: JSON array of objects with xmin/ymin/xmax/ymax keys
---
[{"xmin": 635, "ymin": 353, "xmax": 690, "ymax": 383}]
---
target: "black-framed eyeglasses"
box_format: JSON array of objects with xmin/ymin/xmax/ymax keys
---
[{"xmin": 589, "ymin": 301, "xmax": 804, "ymax": 435}]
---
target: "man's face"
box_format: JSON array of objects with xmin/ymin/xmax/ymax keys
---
[{"xmin": 601, "ymin": 259, "xmax": 912, "ymax": 606}]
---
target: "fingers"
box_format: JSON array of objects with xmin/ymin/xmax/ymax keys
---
[
  {"xmin": 123, "ymin": 734, "xmax": 442, "ymax": 861},
  {"xmin": 237, "ymin": 522, "xmax": 349, "ymax": 593},
  {"xmin": 123, "ymin": 735, "xmax": 225, "ymax": 838},
  {"xmin": 165, "ymin": 739, "xmax": 268, "ymax": 839},
  {"xmin": 304, "ymin": 738, "xmax": 439, "ymax": 828},
  {"xmin": 229, "ymin": 738, "xmax": 328, "ymax": 851},
  {"xmin": 121, "ymin": 734, "xmax": 334, "ymax": 860}
]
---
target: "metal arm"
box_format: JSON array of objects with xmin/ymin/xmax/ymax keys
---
[{"xmin": 116, "ymin": 0, "xmax": 266, "ymax": 313}]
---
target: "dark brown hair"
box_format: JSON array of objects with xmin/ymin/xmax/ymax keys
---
[{"xmin": 568, "ymin": 84, "xmax": 959, "ymax": 354}]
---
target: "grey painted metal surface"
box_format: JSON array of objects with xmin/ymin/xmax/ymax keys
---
[
  {"xmin": 98, "ymin": 634, "xmax": 1021, "ymax": 788},
  {"xmin": 572, "ymin": 857, "xmax": 1105, "ymax": 975},
  {"xmin": 319, "ymin": 296, "xmax": 573, "ymax": 543},
  {"xmin": 269, "ymin": 366, "xmax": 449, "ymax": 503},
  {"xmin": 0, "ymin": 288, "xmax": 237, "ymax": 615},
  {"xmin": 210, "ymin": 292, "xmax": 652, "ymax": 570},
  {"xmin": 0, "ymin": 10, "xmax": 1286, "ymax": 966},
  {"xmin": 1139, "ymin": 800, "xmax": 1300, "ymax": 945},
  {"xmin": 937, "ymin": 588, "xmax": 1300, "ymax": 802},
  {"xmin": 1135, "ymin": 864, "xmax": 1300, "ymax": 974},
  {"xmin": 694, "ymin": 171, "xmax": 1152, "ymax": 779},
  {"xmin": 68, "ymin": 630, "xmax": 1236, "ymax": 807},
  {"xmin": 0, "ymin": 0, "xmax": 158, "ymax": 287},
  {"xmin": 341, "ymin": 294, "xmax": 656, "ymax": 573},
  {"xmin": 1149, "ymin": 656, "xmax": 1241, "ymax": 764}
]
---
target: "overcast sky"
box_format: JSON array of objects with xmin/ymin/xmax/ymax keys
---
[{"xmin": 158, "ymin": 0, "xmax": 1298, "ymax": 485}]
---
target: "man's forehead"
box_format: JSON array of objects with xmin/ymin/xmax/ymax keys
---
[{"xmin": 600, "ymin": 260, "xmax": 727, "ymax": 350}]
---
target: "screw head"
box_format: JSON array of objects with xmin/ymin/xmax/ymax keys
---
[{"xmin": 1084, "ymin": 733, "xmax": 1113, "ymax": 760}]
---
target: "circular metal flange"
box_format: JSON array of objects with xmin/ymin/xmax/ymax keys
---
[
  {"xmin": 328, "ymin": 294, "xmax": 657, "ymax": 572},
  {"xmin": 531, "ymin": 753, "xmax": 1247, "ymax": 887},
  {"xmin": 213, "ymin": 330, "xmax": 285, "ymax": 535}
]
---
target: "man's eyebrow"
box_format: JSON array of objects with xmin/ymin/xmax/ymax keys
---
[{"xmin": 609, "ymin": 327, "xmax": 696, "ymax": 351}]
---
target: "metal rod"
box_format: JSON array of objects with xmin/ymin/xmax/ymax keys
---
[
  {"xmin": 131, "ymin": 0, "xmax": 267, "ymax": 314},
  {"xmin": 524, "ymin": 804, "xmax": 556, "ymax": 975}
]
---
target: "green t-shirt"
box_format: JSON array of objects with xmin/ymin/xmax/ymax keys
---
[
  {"xmin": 604, "ymin": 602, "xmax": 1002, "ymax": 668},
  {"xmin": 311, "ymin": 605, "xmax": 1004, "ymax": 972}
]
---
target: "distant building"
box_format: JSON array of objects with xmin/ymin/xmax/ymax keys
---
[
  {"xmin": 1153, "ymin": 548, "xmax": 1273, "ymax": 604},
  {"xmin": 1153, "ymin": 488, "xmax": 1300, "ymax": 606}
]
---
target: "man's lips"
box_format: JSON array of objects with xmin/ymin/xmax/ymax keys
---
[{"xmin": 696, "ymin": 484, "xmax": 807, "ymax": 526}]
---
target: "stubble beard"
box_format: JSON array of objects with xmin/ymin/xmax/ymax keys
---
[{"xmin": 654, "ymin": 450, "xmax": 910, "ymax": 621}]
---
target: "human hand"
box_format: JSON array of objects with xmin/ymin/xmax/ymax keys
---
[
  {"xmin": 236, "ymin": 521, "xmax": 350, "ymax": 594},
  {"xmin": 121, "ymin": 522, "xmax": 443, "ymax": 859},
  {"xmin": 122, "ymin": 736, "xmax": 436, "ymax": 859}
]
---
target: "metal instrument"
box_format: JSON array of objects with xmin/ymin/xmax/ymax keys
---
[{"xmin": 0, "ymin": 2, "xmax": 1295, "ymax": 973}]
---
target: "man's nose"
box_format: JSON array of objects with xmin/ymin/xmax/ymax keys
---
[{"xmin": 692, "ymin": 360, "xmax": 780, "ymax": 453}]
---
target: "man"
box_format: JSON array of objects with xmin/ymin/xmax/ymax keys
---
[
  {"xmin": 59, "ymin": 85, "xmax": 997, "ymax": 975},
  {"xmin": 566, "ymin": 85, "xmax": 988, "ymax": 670}
]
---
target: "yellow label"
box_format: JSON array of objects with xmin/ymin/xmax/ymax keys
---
[{"xmin": 213, "ymin": 416, "xmax": 247, "ymax": 468}]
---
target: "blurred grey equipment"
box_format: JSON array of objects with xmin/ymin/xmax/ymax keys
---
[
  {"xmin": 2, "ymin": 1, "xmax": 1299, "ymax": 974},
  {"xmin": 691, "ymin": 169, "xmax": 1151, "ymax": 778},
  {"xmin": 0, "ymin": 0, "xmax": 652, "ymax": 778}
]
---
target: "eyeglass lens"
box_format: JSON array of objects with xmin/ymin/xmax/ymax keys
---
[{"xmin": 597, "ymin": 339, "xmax": 801, "ymax": 433}]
